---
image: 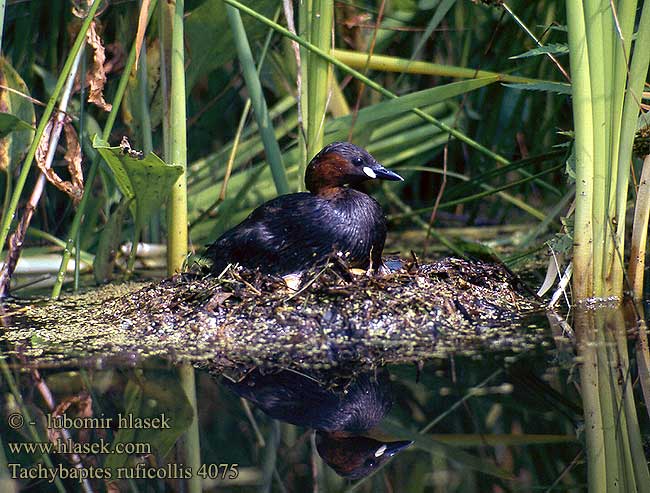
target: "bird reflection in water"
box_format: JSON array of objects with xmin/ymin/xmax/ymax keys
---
[{"xmin": 222, "ymin": 367, "xmax": 412, "ymax": 480}]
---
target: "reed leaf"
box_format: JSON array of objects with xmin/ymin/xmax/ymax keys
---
[
  {"xmin": 327, "ymin": 77, "xmax": 498, "ymax": 141},
  {"xmin": 226, "ymin": 5, "xmax": 290, "ymax": 195},
  {"xmin": 222, "ymin": 0, "xmax": 512, "ymax": 166},
  {"xmin": 332, "ymin": 48, "xmax": 549, "ymax": 85},
  {"xmin": 306, "ymin": 0, "xmax": 332, "ymax": 162}
]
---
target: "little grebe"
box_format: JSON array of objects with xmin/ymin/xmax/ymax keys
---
[
  {"xmin": 206, "ymin": 142, "xmax": 402, "ymax": 275},
  {"xmin": 223, "ymin": 369, "xmax": 412, "ymax": 479}
]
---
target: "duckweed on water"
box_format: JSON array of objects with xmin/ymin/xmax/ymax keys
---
[{"xmin": 0, "ymin": 258, "xmax": 547, "ymax": 369}]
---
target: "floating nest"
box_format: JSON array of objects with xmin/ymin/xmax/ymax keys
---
[{"xmin": 1, "ymin": 258, "xmax": 548, "ymax": 370}]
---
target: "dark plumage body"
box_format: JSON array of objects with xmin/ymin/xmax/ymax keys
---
[
  {"xmin": 222, "ymin": 369, "xmax": 411, "ymax": 479},
  {"xmin": 207, "ymin": 190, "xmax": 386, "ymax": 274},
  {"xmin": 223, "ymin": 369, "xmax": 392, "ymax": 433},
  {"xmin": 206, "ymin": 142, "xmax": 402, "ymax": 275}
]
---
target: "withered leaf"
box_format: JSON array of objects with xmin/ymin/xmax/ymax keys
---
[
  {"xmin": 35, "ymin": 117, "xmax": 85, "ymax": 205},
  {"xmin": 34, "ymin": 117, "xmax": 54, "ymax": 170},
  {"xmin": 86, "ymin": 21, "xmax": 112, "ymax": 112},
  {"xmin": 64, "ymin": 121, "xmax": 85, "ymax": 202}
]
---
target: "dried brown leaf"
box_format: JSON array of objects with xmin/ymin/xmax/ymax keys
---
[
  {"xmin": 119, "ymin": 135, "xmax": 143, "ymax": 159},
  {"xmin": 35, "ymin": 117, "xmax": 85, "ymax": 205},
  {"xmin": 342, "ymin": 13, "xmax": 372, "ymax": 29},
  {"xmin": 104, "ymin": 42, "xmax": 126, "ymax": 75},
  {"xmin": 86, "ymin": 21, "xmax": 112, "ymax": 112},
  {"xmin": 35, "ymin": 117, "xmax": 54, "ymax": 170},
  {"xmin": 64, "ymin": 122, "xmax": 84, "ymax": 202}
]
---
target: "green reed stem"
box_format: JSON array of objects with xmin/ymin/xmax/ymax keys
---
[
  {"xmin": 306, "ymin": 0, "xmax": 332, "ymax": 161},
  {"xmin": 583, "ymin": 0, "xmax": 609, "ymax": 297},
  {"xmin": 614, "ymin": 0, "xmax": 650, "ymax": 298},
  {"xmin": 566, "ymin": 0, "xmax": 595, "ymax": 300},
  {"xmin": 51, "ymin": 0, "xmax": 158, "ymax": 298},
  {"xmin": 165, "ymin": 2, "xmax": 202, "ymax": 492},
  {"xmin": 75, "ymin": 46, "xmax": 87, "ymax": 292},
  {"xmin": 0, "ymin": 0, "xmax": 101, "ymax": 260},
  {"xmin": 222, "ymin": 0, "xmax": 511, "ymax": 167},
  {"xmin": 606, "ymin": 0, "xmax": 637, "ymax": 294},
  {"xmin": 219, "ymin": 8, "xmax": 279, "ymax": 202},
  {"xmin": 166, "ymin": 0, "xmax": 188, "ymax": 273},
  {"xmin": 226, "ymin": 5, "xmax": 290, "ymax": 195}
]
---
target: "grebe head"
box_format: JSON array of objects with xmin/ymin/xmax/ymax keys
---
[{"xmin": 305, "ymin": 142, "xmax": 403, "ymax": 194}]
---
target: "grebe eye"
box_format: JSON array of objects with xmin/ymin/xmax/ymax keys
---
[{"xmin": 352, "ymin": 157, "xmax": 364, "ymax": 166}]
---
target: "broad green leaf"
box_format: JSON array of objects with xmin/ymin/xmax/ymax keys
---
[
  {"xmin": 93, "ymin": 136, "xmax": 135, "ymax": 204},
  {"xmin": 92, "ymin": 135, "xmax": 183, "ymax": 230},
  {"xmin": 0, "ymin": 57, "xmax": 36, "ymax": 172},
  {"xmin": 503, "ymin": 82, "xmax": 572, "ymax": 95},
  {"xmin": 104, "ymin": 372, "xmax": 194, "ymax": 471},
  {"xmin": 0, "ymin": 113, "xmax": 34, "ymax": 138},
  {"xmin": 509, "ymin": 43, "xmax": 569, "ymax": 59},
  {"xmin": 326, "ymin": 76, "xmax": 498, "ymax": 141}
]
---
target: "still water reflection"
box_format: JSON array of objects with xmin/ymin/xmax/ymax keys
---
[
  {"xmin": 223, "ymin": 368, "xmax": 412, "ymax": 480},
  {"xmin": 1, "ymin": 301, "xmax": 648, "ymax": 491}
]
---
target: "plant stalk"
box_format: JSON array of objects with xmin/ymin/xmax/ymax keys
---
[
  {"xmin": 166, "ymin": 2, "xmax": 202, "ymax": 493},
  {"xmin": 222, "ymin": 0, "xmax": 512, "ymax": 167},
  {"xmin": 306, "ymin": 0, "xmax": 332, "ymax": 161},
  {"xmin": 51, "ymin": 0, "xmax": 158, "ymax": 298},
  {"xmin": 226, "ymin": 5, "xmax": 290, "ymax": 195},
  {"xmin": 166, "ymin": 0, "xmax": 188, "ymax": 274},
  {"xmin": 0, "ymin": 0, "xmax": 102, "ymax": 260},
  {"xmin": 612, "ymin": 0, "xmax": 650, "ymax": 298},
  {"xmin": 566, "ymin": 0, "xmax": 595, "ymax": 300},
  {"xmin": 332, "ymin": 49, "xmax": 552, "ymax": 85}
]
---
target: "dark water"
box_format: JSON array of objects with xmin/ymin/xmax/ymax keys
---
[{"xmin": 0, "ymin": 301, "xmax": 648, "ymax": 492}]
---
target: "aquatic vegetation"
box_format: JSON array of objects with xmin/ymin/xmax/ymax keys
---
[{"xmin": 0, "ymin": 1, "xmax": 649, "ymax": 491}]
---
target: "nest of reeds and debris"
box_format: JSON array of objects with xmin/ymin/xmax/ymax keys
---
[{"xmin": 0, "ymin": 257, "xmax": 548, "ymax": 369}]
